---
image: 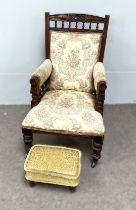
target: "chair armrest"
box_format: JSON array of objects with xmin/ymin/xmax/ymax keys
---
[
  {"xmin": 93, "ymin": 62, "xmax": 107, "ymax": 92},
  {"xmin": 93, "ymin": 62, "xmax": 107, "ymax": 115},
  {"xmin": 30, "ymin": 59, "xmax": 52, "ymax": 108},
  {"xmin": 31, "ymin": 59, "xmax": 52, "ymax": 90}
]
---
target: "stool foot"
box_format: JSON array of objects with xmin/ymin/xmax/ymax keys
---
[
  {"xmin": 28, "ymin": 181, "xmax": 35, "ymax": 187},
  {"xmin": 69, "ymin": 186, "xmax": 76, "ymax": 192}
]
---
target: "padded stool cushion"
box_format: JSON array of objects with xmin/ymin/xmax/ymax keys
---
[{"xmin": 24, "ymin": 145, "xmax": 81, "ymax": 187}]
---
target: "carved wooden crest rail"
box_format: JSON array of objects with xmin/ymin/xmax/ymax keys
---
[{"xmin": 48, "ymin": 13, "xmax": 108, "ymax": 32}]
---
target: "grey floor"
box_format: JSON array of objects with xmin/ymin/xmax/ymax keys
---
[{"xmin": 0, "ymin": 105, "xmax": 136, "ymax": 210}]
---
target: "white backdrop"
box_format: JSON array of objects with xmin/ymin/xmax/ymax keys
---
[{"xmin": 0, "ymin": 0, "xmax": 136, "ymax": 104}]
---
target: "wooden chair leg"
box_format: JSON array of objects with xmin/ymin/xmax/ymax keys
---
[
  {"xmin": 22, "ymin": 128, "xmax": 33, "ymax": 154},
  {"xmin": 91, "ymin": 136, "xmax": 104, "ymax": 168}
]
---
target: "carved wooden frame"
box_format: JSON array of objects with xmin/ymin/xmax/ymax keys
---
[{"xmin": 23, "ymin": 12, "xmax": 110, "ymax": 168}]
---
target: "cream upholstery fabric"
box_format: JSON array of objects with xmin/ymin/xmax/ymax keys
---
[
  {"xmin": 93, "ymin": 62, "xmax": 107, "ymax": 91},
  {"xmin": 32, "ymin": 59, "xmax": 52, "ymax": 87},
  {"xmin": 22, "ymin": 90, "xmax": 105, "ymax": 136},
  {"xmin": 49, "ymin": 31, "xmax": 102, "ymax": 93}
]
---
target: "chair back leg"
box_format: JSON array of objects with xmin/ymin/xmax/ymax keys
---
[
  {"xmin": 91, "ymin": 136, "xmax": 104, "ymax": 168},
  {"xmin": 22, "ymin": 128, "xmax": 33, "ymax": 154}
]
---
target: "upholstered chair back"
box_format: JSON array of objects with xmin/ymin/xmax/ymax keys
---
[{"xmin": 49, "ymin": 31, "xmax": 102, "ymax": 93}]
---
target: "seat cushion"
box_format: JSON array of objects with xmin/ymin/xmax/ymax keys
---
[
  {"xmin": 49, "ymin": 31, "xmax": 102, "ymax": 93},
  {"xmin": 22, "ymin": 90, "xmax": 105, "ymax": 136}
]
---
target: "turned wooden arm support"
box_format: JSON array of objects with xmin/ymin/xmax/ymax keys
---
[
  {"xmin": 93, "ymin": 62, "xmax": 107, "ymax": 115},
  {"xmin": 95, "ymin": 81, "xmax": 107, "ymax": 114},
  {"xmin": 30, "ymin": 59, "xmax": 52, "ymax": 108}
]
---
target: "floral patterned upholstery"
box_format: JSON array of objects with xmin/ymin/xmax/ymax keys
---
[
  {"xmin": 31, "ymin": 59, "xmax": 52, "ymax": 87},
  {"xmin": 93, "ymin": 62, "xmax": 107, "ymax": 91},
  {"xmin": 49, "ymin": 31, "xmax": 102, "ymax": 93},
  {"xmin": 22, "ymin": 90, "xmax": 105, "ymax": 136}
]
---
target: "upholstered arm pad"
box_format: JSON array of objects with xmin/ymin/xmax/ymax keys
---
[
  {"xmin": 30, "ymin": 59, "xmax": 52, "ymax": 108},
  {"xmin": 93, "ymin": 62, "xmax": 107, "ymax": 92},
  {"xmin": 31, "ymin": 59, "xmax": 52, "ymax": 88}
]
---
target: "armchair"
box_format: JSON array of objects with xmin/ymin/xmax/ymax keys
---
[{"xmin": 22, "ymin": 12, "xmax": 110, "ymax": 168}]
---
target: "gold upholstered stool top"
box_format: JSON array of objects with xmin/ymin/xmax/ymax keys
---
[{"xmin": 24, "ymin": 145, "xmax": 81, "ymax": 187}]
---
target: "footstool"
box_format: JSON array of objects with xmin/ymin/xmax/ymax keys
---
[{"xmin": 24, "ymin": 145, "xmax": 81, "ymax": 191}]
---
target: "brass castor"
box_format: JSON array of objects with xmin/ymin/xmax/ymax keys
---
[
  {"xmin": 91, "ymin": 159, "xmax": 99, "ymax": 168},
  {"xmin": 69, "ymin": 186, "xmax": 76, "ymax": 192}
]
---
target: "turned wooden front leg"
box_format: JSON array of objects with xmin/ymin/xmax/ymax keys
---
[
  {"xmin": 91, "ymin": 136, "xmax": 104, "ymax": 168},
  {"xmin": 22, "ymin": 128, "xmax": 33, "ymax": 153}
]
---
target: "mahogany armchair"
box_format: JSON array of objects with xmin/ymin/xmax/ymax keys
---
[{"xmin": 22, "ymin": 12, "xmax": 110, "ymax": 168}]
